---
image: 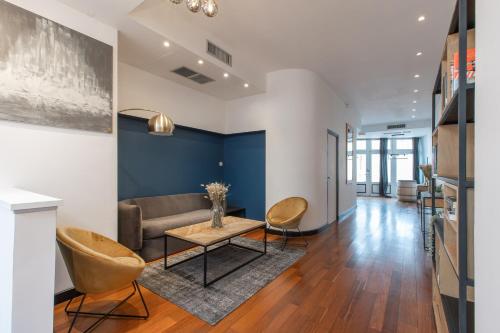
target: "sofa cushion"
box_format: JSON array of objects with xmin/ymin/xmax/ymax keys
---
[
  {"xmin": 133, "ymin": 193, "xmax": 211, "ymax": 220},
  {"xmin": 142, "ymin": 209, "xmax": 211, "ymax": 239}
]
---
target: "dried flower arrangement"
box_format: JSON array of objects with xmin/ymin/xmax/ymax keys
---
[{"xmin": 201, "ymin": 182, "xmax": 230, "ymax": 228}]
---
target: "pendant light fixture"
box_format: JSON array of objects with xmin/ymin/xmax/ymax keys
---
[
  {"xmin": 186, "ymin": 0, "xmax": 201, "ymax": 13},
  {"xmin": 202, "ymin": 0, "xmax": 218, "ymax": 17},
  {"xmin": 169, "ymin": 0, "xmax": 219, "ymax": 18}
]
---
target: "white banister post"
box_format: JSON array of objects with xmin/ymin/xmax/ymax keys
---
[{"xmin": 0, "ymin": 188, "xmax": 62, "ymax": 333}]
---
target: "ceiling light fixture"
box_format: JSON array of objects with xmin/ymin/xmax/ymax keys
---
[
  {"xmin": 413, "ymin": 100, "xmax": 417, "ymax": 104},
  {"xmin": 198, "ymin": 59, "xmax": 204, "ymax": 65},
  {"xmin": 163, "ymin": 41, "xmax": 170, "ymax": 48},
  {"xmin": 170, "ymin": 0, "xmax": 219, "ymax": 18},
  {"xmin": 418, "ymin": 15, "xmax": 426, "ymax": 22},
  {"xmin": 119, "ymin": 109, "xmax": 175, "ymax": 136},
  {"xmin": 244, "ymin": 83, "xmax": 249, "ymax": 88},
  {"xmin": 412, "ymin": 115, "xmax": 416, "ymax": 119},
  {"xmin": 223, "ymin": 73, "xmax": 229, "ymax": 78},
  {"xmin": 414, "ymin": 74, "xmax": 420, "ymax": 78},
  {"xmin": 412, "ymin": 108, "xmax": 416, "ymax": 112},
  {"xmin": 416, "ymin": 51, "xmax": 423, "ymax": 56},
  {"xmin": 414, "ymin": 89, "xmax": 419, "ymax": 93}
]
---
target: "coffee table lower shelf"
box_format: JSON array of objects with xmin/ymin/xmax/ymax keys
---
[{"xmin": 164, "ymin": 226, "xmax": 267, "ymax": 287}]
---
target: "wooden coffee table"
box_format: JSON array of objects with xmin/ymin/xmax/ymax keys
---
[{"xmin": 164, "ymin": 216, "xmax": 267, "ymax": 287}]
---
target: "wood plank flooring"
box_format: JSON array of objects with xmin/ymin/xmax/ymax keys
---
[{"xmin": 54, "ymin": 197, "xmax": 436, "ymax": 333}]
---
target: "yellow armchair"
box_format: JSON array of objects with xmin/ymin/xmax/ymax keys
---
[
  {"xmin": 57, "ymin": 227, "xmax": 149, "ymax": 333},
  {"xmin": 266, "ymin": 197, "xmax": 308, "ymax": 250}
]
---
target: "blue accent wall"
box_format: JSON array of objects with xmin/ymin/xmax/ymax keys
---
[
  {"xmin": 118, "ymin": 116, "xmax": 224, "ymax": 200},
  {"xmin": 223, "ymin": 132, "xmax": 266, "ymax": 220},
  {"xmin": 118, "ymin": 116, "xmax": 266, "ymax": 221}
]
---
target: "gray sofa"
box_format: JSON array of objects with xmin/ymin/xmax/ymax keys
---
[{"xmin": 118, "ymin": 193, "xmax": 213, "ymax": 261}]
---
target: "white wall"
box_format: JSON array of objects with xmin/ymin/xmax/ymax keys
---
[
  {"xmin": 118, "ymin": 62, "xmax": 226, "ymax": 132},
  {"xmin": 225, "ymin": 69, "xmax": 360, "ymax": 231},
  {"xmin": 475, "ymin": 1, "xmax": 500, "ymax": 331},
  {"xmin": 0, "ymin": 0, "xmax": 118, "ymax": 293}
]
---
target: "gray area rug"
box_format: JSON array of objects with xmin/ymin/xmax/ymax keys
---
[{"xmin": 137, "ymin": 237, "xmax": 304, "ymax": 325}]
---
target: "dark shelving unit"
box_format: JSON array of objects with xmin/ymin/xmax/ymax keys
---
[{"xmin": 431, "ymin": 0, "xmax": 475, "ymax": 332}]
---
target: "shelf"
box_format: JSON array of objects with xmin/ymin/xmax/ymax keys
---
[
  {"xmin": 441, "ymin": 295, "xmax": 475, "ymax": 333},
  {"xmin": 437, "ymin": 84, "xmax": 475, "ymax": 126},
  {"xmin": 437, "ymin": 176, "xmax": 475, "ymax": 188},
  {"xmin": 436, "ymin": 225, "xmax": 459, "ymax": 279}
]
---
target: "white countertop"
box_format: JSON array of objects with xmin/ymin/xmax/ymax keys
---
[{"xmin": 0, "ymin": 188, "xmax": 63, "ymax": 212}]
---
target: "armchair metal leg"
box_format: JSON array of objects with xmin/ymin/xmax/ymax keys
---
[
  {"xmin": 65, "ymin": 281, "xmax": 149, "ymax": 333},
  {"xmin": 297, "ymin": 227, "xmax": 309, "ymax": 247},
  {"xmin": 280, "ymin": 228, "xmax": 288, "ymax": 251}
]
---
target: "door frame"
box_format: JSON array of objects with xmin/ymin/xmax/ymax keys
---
[{"xmin": 327, "ymin": 129, "xmax": 340, "ymax": 223}]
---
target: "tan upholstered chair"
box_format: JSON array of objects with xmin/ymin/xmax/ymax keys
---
[
  {"xmin": 266, "ymin": 197, "xmax": 309, "ymax": 250},
  {"xmin": 56, "ymin": 227, "xmax": 149, "ymax": 333}
]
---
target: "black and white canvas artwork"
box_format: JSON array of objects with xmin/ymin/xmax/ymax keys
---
[{"xmin": 0, "ymin": 0, "xmax": 113, "ymax": 133}]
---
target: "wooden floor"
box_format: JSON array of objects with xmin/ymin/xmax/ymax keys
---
[{"xmin": 54, "ymin": 197, "xmax": 436, "ymax": 333}]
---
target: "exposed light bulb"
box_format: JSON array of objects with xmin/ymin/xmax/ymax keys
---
[
  {"xmin": 186, "ymin": 0, "xmax": 201, "ymax": 12},
  {"xmin": 202, "ymin": 0, "xmax": 218, "ymax": 17}
]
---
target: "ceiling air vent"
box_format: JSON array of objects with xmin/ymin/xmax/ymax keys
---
[
  {"xmin": 171, "ymin": 67, "xmax": 214, "ymax": 85},
  {"xmin": 387, "ymin": 124, "xmax": 406, "ymax": 130},
  {"xmin": 207, "ymin": 40, "xmax": 232, "ymax": 66}
]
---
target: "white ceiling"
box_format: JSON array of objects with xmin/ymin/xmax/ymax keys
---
[{"xmin": 61, "ymin": 0, "xmax": 456, "ymax": 125}]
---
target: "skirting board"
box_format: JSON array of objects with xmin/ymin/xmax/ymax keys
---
[
  {"xmin": 267, "ymin": 204, "xmax": 358, "ymax": 237},
  {"xmin": 54, "ymin": 288, "xmax": 81, "ymax": 305}
]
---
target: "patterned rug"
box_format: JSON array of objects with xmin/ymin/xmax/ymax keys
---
[{"xmin": 137, "ymin": 237, "xmax": 305, "ymax": 325}]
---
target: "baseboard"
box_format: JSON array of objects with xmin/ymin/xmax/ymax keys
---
[
  {"xmin": 339, "ymin": 204, "xmax": 357, "ymax": 222},
  {"xmin": 54, "ymin": 288, "xmax": 81, "ymax": 305},
  {"xmin": 266, "ymin": 222, "xmax": 331, "ymax": 237}
]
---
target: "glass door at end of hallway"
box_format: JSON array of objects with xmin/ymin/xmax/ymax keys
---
[
  {"xmin": 356, "ymin": 139, "xmax": 384, "ymax": 196},
  {"xmin": 356, "ymin": 138, "xmax": 415, "ymax": 197}
]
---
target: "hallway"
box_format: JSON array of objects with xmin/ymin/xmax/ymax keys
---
[{"xmin": 54, "ymin": 197, "xmax": 435, "ymax": 333}]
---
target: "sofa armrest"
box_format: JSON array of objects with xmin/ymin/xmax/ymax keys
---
[{"xmin": 118, "ymin": 202, "xmax": 143, "ymax": 251}]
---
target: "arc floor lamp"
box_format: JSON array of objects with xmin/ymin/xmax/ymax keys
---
[{"xmin": 118, "ymin": 108, "xmax": 175, "ymax": 136}]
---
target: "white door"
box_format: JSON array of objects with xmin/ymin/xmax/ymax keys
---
[{"xmin": 327, "ymin": 133, "xmax": 338, "ymax": 223}]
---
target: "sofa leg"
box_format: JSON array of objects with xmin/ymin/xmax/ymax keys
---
[{"xmin": 65, "ymin": 281, "xmax": 149, "ymax": 333}]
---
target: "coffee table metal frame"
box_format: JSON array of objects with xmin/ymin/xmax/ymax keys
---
[{"xmin": 164, "ymin": 224, "xmax": 267, "ymax": 287}]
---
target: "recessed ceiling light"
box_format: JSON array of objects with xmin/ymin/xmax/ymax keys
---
[
  {"xmin": 412, "ymin": 108, "xmax": 416, "ymax": 112},
  {"xmin": 418, "ymin": 15, "xmax": 426, "ymax": 22},
  {"xmin": 163, "ymin": 41, "xmax": 170, "ymax": 48},
  {"xmin": 414, "ymin": 89, "xmax": 419, "ymax": 93},
  {"xmin": 223, "ymin": 73, "xmax": 229, "ymax": 78},
  {"xmin": 244, "ymin": 83, "xmax": 249, "ymax": 88},
  {"xmin": 412, "ymin": 115, "xmax": 416, "ymax": 119},
  {"xmin": 413, "ymin": 100, "xmax": 417, "ymax": 104},
  {"xmin": 416, "ymin": 51, "xmax": 423, "ymax": 56},
  {"xmin": 414, "ymin": 74, "xmax": 420, "ymax": 78},
  {"xmin": 198, "ymin": 59, "xmax": 204, "ymax": 65}
]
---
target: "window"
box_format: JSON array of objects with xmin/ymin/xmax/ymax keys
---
[
  {"xmin": 371, "ymin": 153, "xmax": 380, "ymax": 183},
  {"xmin": 357, "ymin": 154, "xmax": 366, "ymax": 182},
  {"xmin": 347, "ymin": 156, "xmax": 353, "ymax": 182},
  {"xmin": 356, "ymin": 140, "xmax": 366, "ymax": 151},
  {"xmin": 396, "ymin": 139, "xmax": 413, "ymax": 150},
  {"xmin": 396, "ymin": 154, "xmax": 414, "ymax": 180},
  {"xmin": 371, "ymin": 139, "xmax": 380, "ymax": 151}
]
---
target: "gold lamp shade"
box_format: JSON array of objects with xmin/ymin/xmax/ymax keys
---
[
  {"xmin": 148, "ymin": 113, "xmax": 175, "ymax": 136},
  {"xmin": 119, "ymin": 108, "xmax": 175, "ymax": 136}
]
